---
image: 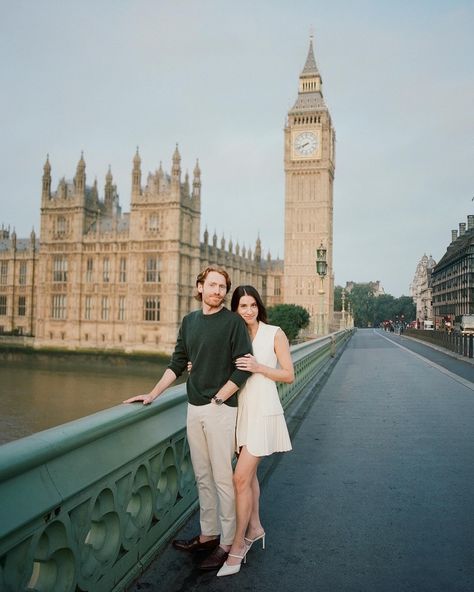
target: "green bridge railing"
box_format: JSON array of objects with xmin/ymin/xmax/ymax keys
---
[{"xmin": 0, "ymin": 329, "xmax": 353, "ymax": 592}]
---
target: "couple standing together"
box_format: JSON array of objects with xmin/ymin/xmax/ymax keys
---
[{"xmin": 125, "ymin": 266, "xmax": 294, "ymax": 577}]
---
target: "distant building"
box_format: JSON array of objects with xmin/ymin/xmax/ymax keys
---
[
  {"xmin": 432, "ymin": 215, "xmax": 474, "ymax": 326},
  {"xmin": 345, "ymin": 280, "xmax": 385, "ymax": 297},
  {"xmin": 410, "ymin": 254, "xmax": 436, "ymax": 325}
]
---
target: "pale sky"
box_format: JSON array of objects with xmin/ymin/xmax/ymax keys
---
[{"xmin": 1, "ymin": 0, "xmax": 473, "ymax": 296}]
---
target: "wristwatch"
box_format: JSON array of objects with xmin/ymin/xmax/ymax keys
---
[{"xmin": 212, "ymin": 396, "xmax": 224, "ymax": 406}]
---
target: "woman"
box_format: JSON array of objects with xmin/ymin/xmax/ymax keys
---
[{"xmin": 217, "ymin": 285, "xmax": 294, "ymax": 577}]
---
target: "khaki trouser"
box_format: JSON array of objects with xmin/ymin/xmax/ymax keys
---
[{"xmin": 186, "ymin": 402, "xmax": 237, "ymax": 545}]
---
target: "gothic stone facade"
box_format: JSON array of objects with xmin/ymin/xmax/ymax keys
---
[{"xmin": 0, "ymin": 148, "xmax": 283, "ymax": 354}]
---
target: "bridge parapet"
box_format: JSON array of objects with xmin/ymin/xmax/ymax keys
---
[{"xmin": 0, "ymin": 329, "xmax": 353, "ymax": 592}]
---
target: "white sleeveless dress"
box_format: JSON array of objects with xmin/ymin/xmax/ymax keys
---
[{"xmin": 236, "ymin": 322, "xmax": 292, "ymax": 457}]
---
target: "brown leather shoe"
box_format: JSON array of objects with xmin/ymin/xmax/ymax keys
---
[
  {"xmin": 198, "ymin": 546, "xmax": 229, "ymax": 570},
  {"xmin": 172, "ymin": 535, "xmax": 220, "ymax": 552}
]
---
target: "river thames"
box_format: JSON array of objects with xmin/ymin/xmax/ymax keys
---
[{"xmin": 0, "ymin": 355, "xmax": 180, "ymax": 445}]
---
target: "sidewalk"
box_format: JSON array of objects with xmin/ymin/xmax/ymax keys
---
[{"xmin": 129, "ymin": 329, "xmax": 474, "ymax": 592}]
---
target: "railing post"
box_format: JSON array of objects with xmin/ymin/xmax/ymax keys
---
[{"xmin": 330, "ymin": 335, "xmax": 336, "ymax": 357}]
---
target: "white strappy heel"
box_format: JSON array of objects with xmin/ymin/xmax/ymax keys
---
[{"xmin": 216, "ymin": 545, "xmax": 250, "ymax": 577}]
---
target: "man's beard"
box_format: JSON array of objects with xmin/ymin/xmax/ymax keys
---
[{"xmin": 204, "ymin": 295, "xmax": 224, "ymax": 308}]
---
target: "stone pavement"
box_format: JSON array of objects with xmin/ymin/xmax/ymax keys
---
[{"xmin": 128, "ymin": 329, "xmax": 474, "ymax": 592}]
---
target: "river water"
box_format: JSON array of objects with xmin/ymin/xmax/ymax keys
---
[{"xmin": 0, "ymin": 355, "xmax": 181, "ymax": 445}]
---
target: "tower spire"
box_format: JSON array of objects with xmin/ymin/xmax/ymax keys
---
[
  {"xmin": 301, "ymin": 35, "xmax": 320, "ymax": 77},
  {"xmin": 172, "ymin": 143, "xmax": 181, "ymax": 180},
  {"xmin": 192, "ymin": 159, "xmax": 201, "ymax": 199},
  {"xmin": 105, "ymin": 165, "xmax": 114, "ymax": 212},
  {"xmin": 289, "ymin": 35, "xmax": 326, "ymax": 115},
  {"xmin": 42, "ymin": 154, "xmax": 51, "ymax": 199},
  {"xmin": 298, "ymin": 35, "xmax": 323, "ymax": 96},
  {"xmin": 74, "ymin": 151, "xmax": 86, "ymax": 196},
  {"xmin": 132, "ymin": 147, "xmax": 142, "ymax": 198}
]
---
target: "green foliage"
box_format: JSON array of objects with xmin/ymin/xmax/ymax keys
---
[
  {"xmin": 348, "ymin": 284, "xmax": 375, "ymax": 327},
  {"xmin": 334, "ymin": 285, "xmax": 343, "ymax": 311},
  {"xmin": 347, "ymin": 284, "xmax": 416, "ymax": 327},
  {"xmin": 267, "ymin": 304, "xmax": 310, "ymax": 341}
]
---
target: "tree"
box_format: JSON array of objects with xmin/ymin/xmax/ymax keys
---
[
  {"xmin": 267, "ymin": 304, "xmax": 310, "ymax": 342},
  {"xmin": 394, "ymin": 296, "xmax": 416, "ymax": 323},
  {"xmin": 347, "ymin": 284, "xmax": 375, "ymax": 327},
  {"xmin": 334, "ymin": 285, "xmax": 343, "ymax": 311},
  {"xmin": 372, "ymin": 294, "xmax": 396, "ymax": 326},
  {"xmin": 345, "ymin": 284, "xmax": 416, "ymax": 327}
]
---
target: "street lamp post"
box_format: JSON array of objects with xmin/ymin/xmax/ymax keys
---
[{"xmin": 316, "ymin": 242, "xmax": 328, "ymax": 335}]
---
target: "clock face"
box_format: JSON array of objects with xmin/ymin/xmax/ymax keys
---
[{"xmin": 294, "ymin": 131, "xmax": 318, "ymax": 156}]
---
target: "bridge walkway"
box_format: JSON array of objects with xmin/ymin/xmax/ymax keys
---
[{"xmin": 129, "ymin": 328, "xmax": 474, "ymax": 592}]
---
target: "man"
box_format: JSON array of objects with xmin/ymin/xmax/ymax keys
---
[{"xmin": 124, "ymin": 266, "xmax": 252, "ymax": 570}]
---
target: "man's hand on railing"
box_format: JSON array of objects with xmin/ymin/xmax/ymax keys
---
[
  {"xmin": 123, "ymin": 393, "xmax": 156, "ymax": 405},
  {"xmin": 123, "ymin": 368, "xmax": 178, "ymax": 405}
]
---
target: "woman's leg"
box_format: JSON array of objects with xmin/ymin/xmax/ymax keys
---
[
  {"xmin": 246, "ymin": 473, "xmax": 265, "ymax": 540},
  {"xmin": 226, "ymin": 446, "xmax": 260, "ymax": 565}
]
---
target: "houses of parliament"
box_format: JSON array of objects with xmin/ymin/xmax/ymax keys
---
[{"xmin": 0, "ymin": 38, "xmax": 336, "ymax": 354}]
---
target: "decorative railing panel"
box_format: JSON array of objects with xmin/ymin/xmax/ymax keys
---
[
  {"xmin": 0, "ymin": 329, "xmax": 353, "ymax": 592},
  {"xmin": 404, "ymin": 329, "xmax": 474, "ymax": 359}
]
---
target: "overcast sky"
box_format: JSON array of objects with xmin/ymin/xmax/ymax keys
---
[{"xmin": 1, "ymin": 0, "xmax": 473, "ymax": 297}]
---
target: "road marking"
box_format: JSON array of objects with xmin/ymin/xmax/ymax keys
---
[{"xmin": 375, "ymin": 330, "xmax": 474, "ymax": 392}]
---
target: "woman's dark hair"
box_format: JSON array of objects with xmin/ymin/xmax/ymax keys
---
[{"xmin": 231, "ymin": 285, "xmax": 267, "ymax": 323}]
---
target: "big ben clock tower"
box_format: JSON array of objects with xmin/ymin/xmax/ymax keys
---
[{"xmin": 284, "ymin": 36, "xmax": 335, "ymax": 334}]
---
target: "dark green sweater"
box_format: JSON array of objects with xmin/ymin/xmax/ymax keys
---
[{"xmin": 167, "ymin": 307, "xmax": 252, "ymax": 406}]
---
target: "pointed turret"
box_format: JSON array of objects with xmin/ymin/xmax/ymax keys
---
[
  {"xmin": 172, "ymin": 144, "xmax": 181, "ymax": 180},
  {"xmin": 193, "ymin": 159, "xmax": 201, "ymax": 199},
  {"xmin": 203, "ymin": 227, "xmax": 209, "ymax": 244},
  {"xmin": 132, "ymin": 147, "xmax": 142, "ymax": 198},
  {"xmin": 254, "ymin": 236, "xmax": 262, "ymax": 262},
  {"xmin": 74, "ymin": 151, "xmax": 86, "ymax": 196},
  {"xmin": 30, "ymin": 228, "xmax": 36, "ymax": 250},
  {"xmin": 183, "ymin": 170, "xmax": 190, "ymax": 198},
  {"xmin": 42, "ymin": 154, "xmax": 51, "ymax": 199},
  {"xmin": 212, "ymin": 231, "xmax": 218, "ymax": 248},
  {"xmin": 58, "ymin": 176, "xmax": 67, "ymax": 199},
  {"xmin": 106, "ymin": 164, "xmax": 113, "ymax": 184},
  {"xmin": 104, "ymin": 166, "xmax": 114, "ymax": 213},
  {"xmin": 91, "ymin": 177, "xmax": 99, "ymax": 207}
]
